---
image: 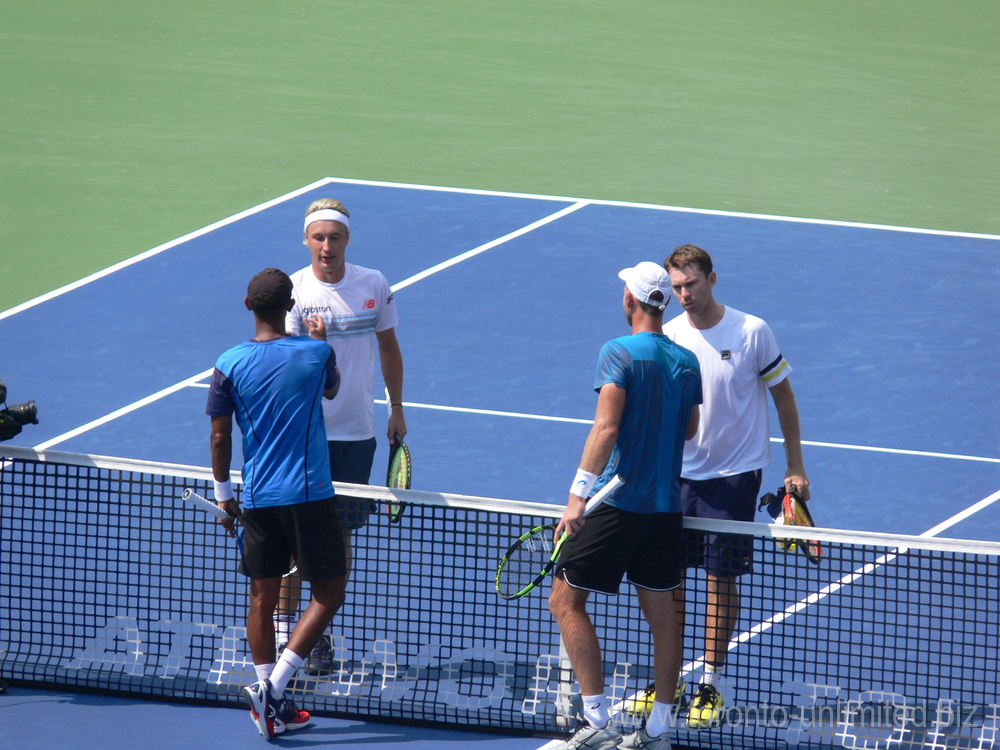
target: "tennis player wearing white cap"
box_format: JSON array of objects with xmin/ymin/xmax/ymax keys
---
[{"xmin": 547, "ymin": 262, "xmax": 701, "ymax": 750}]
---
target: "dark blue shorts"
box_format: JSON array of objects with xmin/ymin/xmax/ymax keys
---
[
  {"xmin": 680, "ymin": 469, "xmax": 762, "ymax": 577},
  {"xmin": 328, "ymin": 437, "xmax": 377, "ymax": 530},
  {"xmin": 556, "ymin": 504, "xmax": 684, "ymax": 595},
  {"xmin": 240, "ymin": 496, "xmax": 347, "ymax": 581}
]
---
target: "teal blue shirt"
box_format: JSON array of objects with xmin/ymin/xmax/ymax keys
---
[
  {"xmin": 206, "ymin": 336, "xmax": 338, "ymax": 509},
  {"xmin": 593, "ymin": 332, "xmax": 701, "ymax": 513}
]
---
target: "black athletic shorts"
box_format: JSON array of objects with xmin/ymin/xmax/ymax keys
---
[
  {"xmin": 240, "ymin": 496, "xmax": 347, "ymax": 581},
  {"xmin": 555, "ymin": 504, "xmax": 684, "ymax": 595},
  {"xmin": 680, "ymin": 469, "xmax": 761, "ymax": 577},
  {"xmin": 328, "ymin": 437, "xmax": 377, "ymax": 531}
]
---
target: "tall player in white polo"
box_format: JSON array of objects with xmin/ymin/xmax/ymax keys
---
[
  {"xmin": 276, "ymin": 199, "xmax": 407, "ymax": 673},
  {"xmin": 663, "ymin": 243, "xmax": 809, "ymax": 729}
]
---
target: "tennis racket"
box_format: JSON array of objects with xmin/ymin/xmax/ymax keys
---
[
  {"xmin": 383, "ymin": 387, "xmax": 410, "ymax": 522},
  {"xmin": 783, "ymin": 488, "xmax": 822, "ymax": 564},
  {"xmin": 495, "ymin": 474, "xmax": 624, "ymax": 600},
  {"xmin": 181, "ymin": 488, "xmax": 244, "ymax": 555},
  {"xmin": 182, "ymin": 488, "xmax": 303, "ymax": 576},
  {"xmin": 385, "ymin": 432, "xmax": 411, "ymax": 523},
  {"xmin": 759, "ymin": 485, "xmax": 822, "ymax": 564}
]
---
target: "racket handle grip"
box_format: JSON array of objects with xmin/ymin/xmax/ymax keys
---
[
  {"xmin": 182, "ymin": 488, "xmax": 229, "ymax": 520},
  {"xmin": 583, "ymin": 474, "xmax": 623, "ymax": 515}
]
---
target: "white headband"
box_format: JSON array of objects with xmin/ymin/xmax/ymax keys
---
[{"xmin": 304, "ymin": 209, "xmax": 350, "ymax": 231}]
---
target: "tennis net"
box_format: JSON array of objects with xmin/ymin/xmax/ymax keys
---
[{"xmin": 2, "ymin": 446, "xmax": 998, "ymax": 749}]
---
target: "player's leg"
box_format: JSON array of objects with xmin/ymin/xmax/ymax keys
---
[
  {"xmin": 705, "ymin": 573, "xmax": 739, "ymax": 666},
  {"xmin": 546, "ymin": 505, "xmax": 647, "ymax": 749},
  {"xmin": 237, "ymin": 506, "xmax": 296, "ymax": 738},
  {"xmin": 285, "ymin": 575, "xmax": 347, "ymax": 658},
  {"xmin": 259, "ymin": 497, "xmax": 348, "ymax": 736},
  {"xmin": 623, "ymin": 587, "xmax": 683, "ymax": 750},
  {"xmin": 619, "ymin": 511, "xmax": 684, "ymax": 749},
  {"xmin": 549, "ymin": 577, "xmax": 602, "ymax": 695},
  {"xmin": 246, "ymin": 576, "xmax": 282, "ymax": 664},
  {"xmin": 548, "ymin": 577, "xmax": 622, "ymax": 750},
  {"xmin": 684, "ymin": 470, "xmax": 761, "ymax": 729},
  {"xmin": 304, "ymin": 439, "xmax": 376, "ymax": 672}
]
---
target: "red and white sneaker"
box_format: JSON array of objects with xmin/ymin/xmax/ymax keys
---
[
  {"xmin": 242, "ymin": 678, "xmax": 312, "ymax": 738},
  {"xmin": 272, "ymin": 694, "xmax": 311, "ymax": 734}
]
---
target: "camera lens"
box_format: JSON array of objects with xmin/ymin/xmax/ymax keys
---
[{"xmin": 6, "ymin": 400, "xmax": 37, "ymax": 425}]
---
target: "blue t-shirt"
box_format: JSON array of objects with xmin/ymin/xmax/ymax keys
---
[
  {"xmin": 206, "ymin": 336, "xmax": 339, "ymax": 509},
  {"xmin": 593, "ymin": 332, "xmax": 702, "ymax": 514}
]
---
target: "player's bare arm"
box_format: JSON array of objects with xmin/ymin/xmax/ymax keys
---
[
  {"xmin": 768, "ymin": 378, "xmax": 810, "ymax": 500},
  {"xmin": 209, "ymin": 415, "xmax": 239, "ymax": 533},
  {"xmin": 556, "ymin": 383, "xmax": 625, "ymax": 539},
  {"xmin": 376, "ymin": 327, "xmax": 406, "ymax": 444}
]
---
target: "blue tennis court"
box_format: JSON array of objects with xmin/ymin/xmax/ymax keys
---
[
  {"xmin": 3, "ymin": 178, "xmax": 997, "ymax": 534},
  {"xmin": 2, "ymin": 178, "xmax": 998, "ymax": 748}
]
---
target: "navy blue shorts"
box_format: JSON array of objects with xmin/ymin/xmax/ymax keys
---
[
  {"xmin": 328, "ymin": 438, "xmax": 377, "ymax": 530},
  {"xmin": 556, "ymin": 504, "xmax": 684, "ymax": 595},
  {"xmin": 240, "ymin": 496, "xmax": 347, "ymax": 581},
  {"xmin": 680, "ymin": 469, "xmax": 762, "ymax": 577}
]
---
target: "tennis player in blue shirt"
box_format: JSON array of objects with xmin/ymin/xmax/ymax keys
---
[
  {"xmin": 206, "ymin": 268, "xmax": 343, "ymax": 740},
  {"xmin": 548, "ymin": 262, "xmax": 702, "ymax": 750}
]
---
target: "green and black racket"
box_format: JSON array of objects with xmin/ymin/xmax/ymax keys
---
[
  {"xmin": 759, "ymin": 485, "xmax": 822, "ymax": 564},
  {"xmin": 385, "ymin": 432, "xmax": 411, "ymax": 523},
  {"xmin": 383, "ymin": 388, "xmax": 410, "ymax": 523},
  {"xmin": 495, "ymin": 474, "xmax": 624, "ymax": 599}
]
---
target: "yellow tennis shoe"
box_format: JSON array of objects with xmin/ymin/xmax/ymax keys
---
[{"xmin": 686, "ymin": 683, "xmax": 724, "ymax": 729}]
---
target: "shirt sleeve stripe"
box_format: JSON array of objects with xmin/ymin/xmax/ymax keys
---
[{"xmin": 760, "ymin": 355, "xmax": 790, "ymax": 384}]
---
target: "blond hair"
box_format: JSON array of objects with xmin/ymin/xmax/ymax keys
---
[{"xmin": 305, "ymin": 198, "xmax": 350, "ymax": 218}]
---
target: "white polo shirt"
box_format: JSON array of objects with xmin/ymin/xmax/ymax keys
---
[
  {"xmin": 663, "ymin": 306, "xmax": 790, "ymax": 480},
  {"xmin": 286, "ymin": 263, "xmax": 398, "ymax": 441}
]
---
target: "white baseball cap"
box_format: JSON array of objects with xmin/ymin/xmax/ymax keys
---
[{"xmin": 618, "ymin": 262, "xmax": 671, "ymax": 310}]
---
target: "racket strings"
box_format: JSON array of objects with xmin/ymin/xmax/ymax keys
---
[
  {"xmin": 386, "ymin": 439, "xmax": 411, "ymax": 522},
  {"xmin": 388, "ymin": 452, "xmax": 411, "ymax": 488},
  {"xmin": 497, "ymin": 528, "xmax": 556, "ymax": 597}
]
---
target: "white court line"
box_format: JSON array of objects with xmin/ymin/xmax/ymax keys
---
[
  {"xmin": 373, "ymin": 399, "xmax": 592, "ymax": 426},
  {"xmin": 784, "ymin": 437, "xmax": 999, "ymax": 464},
  {"xmin": 30, "ymin": 204, "xmax": 589, "ymax": 450},
  {"xmin": 379, "ymin": 399, "xmax": 999, "ymax": 463},
  {"xmin": 684, "ymin": 486, "xmax": 1000, "ymax": 678},
  {"xmin": 322, "ymin": 176, "xmax": 1000, "ymax": 240},
  {"xmin": 0, "ymin": 178, "xmax": 335, "ymax": 322},
  {"xmin": 390, "ymin": 201, "xmax": 590, "ymax": 292},
  {"xmin": 180, "ymin": 390, "xmax": 1000, "ymax": 463},
  {"xmin": 5, "ymin": 176, "xmax": 997, "ymax": 323},
  {"xmin": 32, "ymin": 370, "xmax": 214, "ymax": 451},
  {"xmin": 18, "ymin": 177, "xmax": 999, "ymax": 461}
]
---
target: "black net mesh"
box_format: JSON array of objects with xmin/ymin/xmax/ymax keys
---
[{"xmin": 2, "ymin": 447, "xmax": 998, "ymax": 748}]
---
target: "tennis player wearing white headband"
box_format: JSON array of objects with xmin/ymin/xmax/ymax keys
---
[{"xmin": 276, "ymin": 198, "xmax": 407, "ymax": 674}]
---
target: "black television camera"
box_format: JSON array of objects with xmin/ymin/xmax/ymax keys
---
[{"xmin": 0, "ymin": 377, "xmax": 38, "ymax": 442}]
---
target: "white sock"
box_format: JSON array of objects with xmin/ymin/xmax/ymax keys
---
[
  {"xmin": 269, "ymin": 648, "xmax": 304, "ymax": 699},
  {"xmin": 254, "ymin": 662, "xmax": 275, "ymax": 682},
  {"xmin": 273, "ymin": 614, "xmax": 294, "ymax": 645},
  {"xmin": 646, "ymin": 700, "xmax": 673, "ymax": 736},
  {"xmin": 582, "ymin": 693, "xmax": 609, "ymax": 729}
]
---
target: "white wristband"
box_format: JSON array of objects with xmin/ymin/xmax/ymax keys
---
[
  {"xmin": 213, "ymin": 479, "xmax": 234, "ymax": 502},
  {"xmin": 570, "ymin": 469, "xmax": 598, "ymax": 499}
]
